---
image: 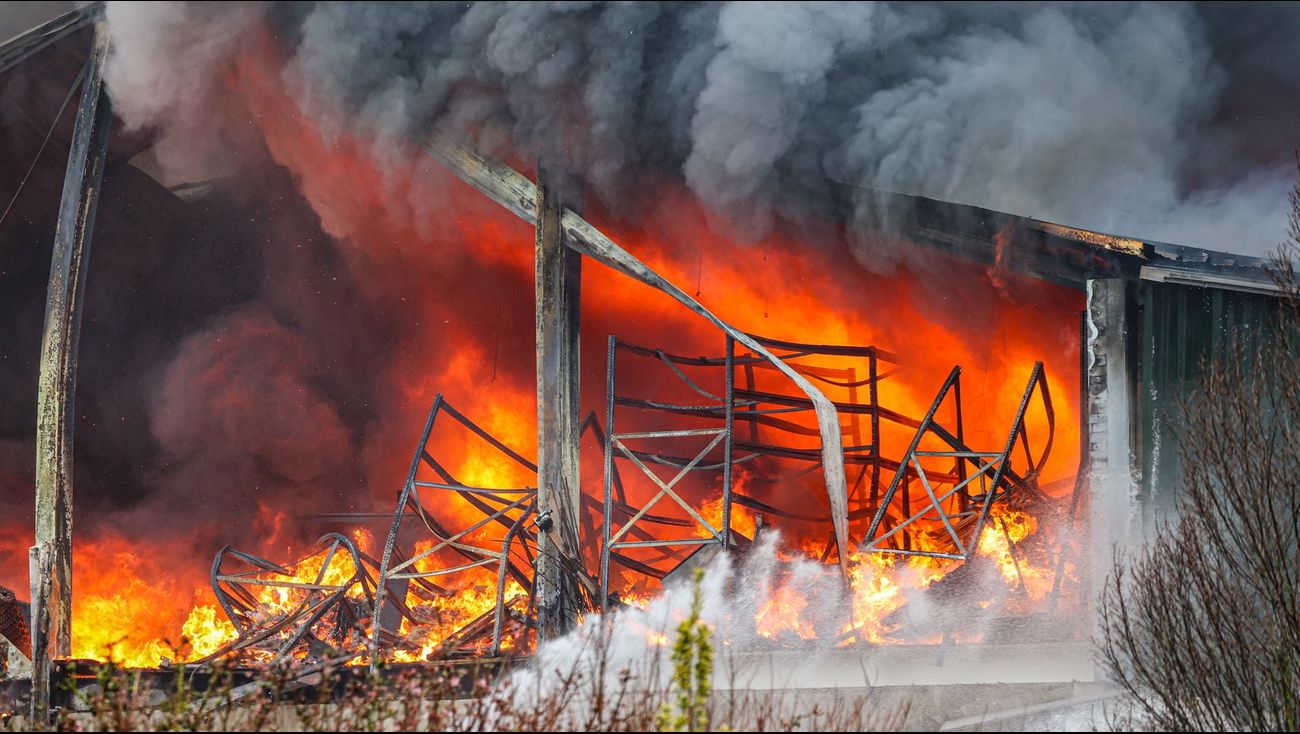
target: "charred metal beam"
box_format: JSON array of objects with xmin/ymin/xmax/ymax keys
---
[
  {"xmin": 422, "ymin": 129, "xmax": 853, "ymax": 582},
  {"xmin": 30, "ymin": 21, "xmax": 110, "ymax": 722},
  {"xmin": 0, "ymin": 4, "xmax": 98, "ymax": 76},
  {"xmin": 368, "ymin": 397, "xmax": 541, "ymax": 666},
  {"xmin": 860, "ymin": 362, "xmax": 1051, "ymax": 561}
]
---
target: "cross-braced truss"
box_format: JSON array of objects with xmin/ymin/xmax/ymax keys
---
[
  {"xmin": 596, "ymin": 333, "xmax": 1056, "ymax": 602},
  {"xmin": 369, "ymin": 395, "xmax": 545, "ymax": 660},
  {"xmin": 860, "ymin": 363, "xmax": 1054, "ymax": 560},
  {"xmin": 595, "ymin": 331, "xmax": 898, "ymax": 596}
]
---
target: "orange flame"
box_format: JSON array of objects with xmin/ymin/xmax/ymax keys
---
[{"xmin": 22, "ymin": 27, "xmax": 1086, "ymax": 665}]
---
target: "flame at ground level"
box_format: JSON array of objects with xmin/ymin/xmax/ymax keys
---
[{"xmin": 67, "ymin": 503, "xmax": 1071, "ymax": 668}]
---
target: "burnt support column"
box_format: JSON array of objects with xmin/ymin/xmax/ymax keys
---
[
  {"xmin": 1085, "ymin": 278, "xmax": 1141, "ymax": 676},
  {"xmin": 533, "ymin": 171, "xmax": 582, "ymax": 639},
  {"xmin": 31, "ymin": 21, "xmax": 111, "ymax": 720}
]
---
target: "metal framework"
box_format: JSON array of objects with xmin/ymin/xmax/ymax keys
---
[
  {"xmin": 598, "ymin": 335, "xmax": 736, "ymax": 610},
  {"xmin": 597, "ymin": 333, "xmax": 875, "ymax": 595},
  {"xmin": 202, "ymin": 533, "xmax": 375, "ymax": 664},
  {"xmin": 202, "ymin": 397, "xmax": 545, "ymax": 665},
  {"xmin": 595, "ymin": 333, "xmax": 1056, "ymax": 601},
  {"xmin": 369, "ymin": 395, "xmax": 545, "ymax": 661},
  {"xmin": 201, "ymin": 330, "xmax": 1060, "ymax": 663},
  {"xmin": 860, "ymin": 363, "xmax": 1054, "ymax": 560},
  {"xmin": 422, "ymin": 128, "xmax": 856, "ymax": 578}
]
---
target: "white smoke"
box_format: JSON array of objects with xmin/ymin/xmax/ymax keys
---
[
  {"xmin": 100, "ymin": 1, "xmax": 1298, "ymax": 256},
  {"xmin": 486, "ymin": 529, "xmax": 1081, "ymax": 729},
  {"xmin": 494, "ymin": 534, "xmax": 859, "ymax": 726},
  {"xmin": 103, "ymin": 1, "xmax": 261, "ymax": 185}
]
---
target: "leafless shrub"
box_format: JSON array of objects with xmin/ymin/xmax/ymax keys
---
[{"xmin": 1098, "ymin": 166, "xmax": 1300, "ymax": 730}]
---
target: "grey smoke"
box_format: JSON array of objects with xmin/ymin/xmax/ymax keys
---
[
  {"xmin": 102, "ymin": 1, "xmax": 1300, "ymax": 257},
  {"xmin": 147, "ymin": 305, "xmax": 356, "ymax": 524},
  {"xmin": 103, "ymin": 1, "xmax": 261, "ymax": 185}
]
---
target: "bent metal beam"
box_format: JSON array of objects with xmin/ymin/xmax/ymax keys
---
[
  {"xmin": 420, "ymin": 130, "xmax": 852, "ymax": 582},
  {"xmin": 30, "ymin": 19, "xmax": 112, "ymax": 721}
]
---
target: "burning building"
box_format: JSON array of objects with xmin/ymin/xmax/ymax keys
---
[{"xmin": 0, "ymin": 1, "xmax": 1295, "ymax": 726}]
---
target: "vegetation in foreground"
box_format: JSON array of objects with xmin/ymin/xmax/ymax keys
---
[
  {"xmin": 1099, "ymin": 167, "xmax": 1300, "ymax": 731},
  {"xmin": 3, "ymin": 570, "xmax": 904, "ymax": 732}
]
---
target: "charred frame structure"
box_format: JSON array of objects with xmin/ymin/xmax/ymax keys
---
[
  {"xmin": 204, "ymin": 329, "xmax": 1051, "ymax": 665},
  {"xmin": 177, "ymin": 124, "xmax": 1285, "ymax": 669}
]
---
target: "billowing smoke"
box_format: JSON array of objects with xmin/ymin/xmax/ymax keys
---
[
  {"xmin": 144, "ymin": 307, "xmax": 355, "ymax": 531},
  {"xmin": 106, "ymin": 1, "xmax": 1299, "ymax": 256}
]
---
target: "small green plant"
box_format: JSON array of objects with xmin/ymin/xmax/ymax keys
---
[{"xmin": 657, "ymin": 568, "xmax": 712, "ymax": 733}]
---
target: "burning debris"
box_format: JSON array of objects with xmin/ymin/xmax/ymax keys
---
[
  {"xmin": 177, "ymin": 320, "xmax": 1077, "ymax": 668},
  {"xmin": 0, "ymin": 96, "xmax": 1091, "ymax": 687},
  {"xmin": 0, "ymin": 5, "xmax": 1295, "ymax": 732},
  {"xmin": 5, "ymin": 9, "xmax": 1104, "ymax": 694},
  {"xmin": 203, "ymin": 534, "xmax": 377, "ymax": 665}
]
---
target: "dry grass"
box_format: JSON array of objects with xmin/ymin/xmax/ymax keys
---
[
  {"xmin": 5, "ymin": 569, "xmax": 904, "ymax": 731},
  {"xmin": 0, "ymin": 645, "xmax": 905, "ymax": 732}
]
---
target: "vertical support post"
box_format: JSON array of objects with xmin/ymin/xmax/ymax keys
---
[
  {"xmin": 1086, "ymin": 282, "xmax": 1139, "ymax": 669},
  {"xmin": 901, "ymin": 474, "xmax": 911, "ymax": 552},
  {"xmin": 868, "ymin": 352, "xmax": 881, "ymax": 512},
  {"xmin": 954, "ymin": 374, "xmax": 968, "ymax": 513},
  {"xmin": 534, "ymin": 172, "xmax": 582, "ymax": 639},
  {"xmin": 599, "ymin": 336, "xmax": 616, "ymax": 612},
  {"xmin": 31, "ymin": 21, "xmax": 111, "ymax": 721},
  {"xmin": 847, "ymin": 367, "xmax": 861, "ymax": 449},
  {"xmin": 846, "ymin": 366, "xmax": 861, "ymax": 510},
  {"xmin": 743, "ymin": 362, "xmax": 759, "ymax": 443},
  {"xmin": 721, "ymin": 336, "xmax": 735, "ymax": 549}
]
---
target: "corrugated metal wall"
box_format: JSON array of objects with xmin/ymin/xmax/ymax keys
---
[{"xmin": 1135, "ymin": 281, "xmax": 1283, "ymax": 523}]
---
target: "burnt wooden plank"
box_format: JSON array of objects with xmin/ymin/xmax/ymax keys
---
[{"xmin": 533, "ymin": 173, "xmax": 583, "ymax": 638}]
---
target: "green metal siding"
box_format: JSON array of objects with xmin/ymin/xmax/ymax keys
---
[{"xmin": 1135, "ymin": 281, "xmax": 1283, "ymax": 524}]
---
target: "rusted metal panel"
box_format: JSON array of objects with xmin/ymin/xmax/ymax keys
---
[{"xmin": 1032, "ymin": 221, "xmax": 1146, "ymax": 258}]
